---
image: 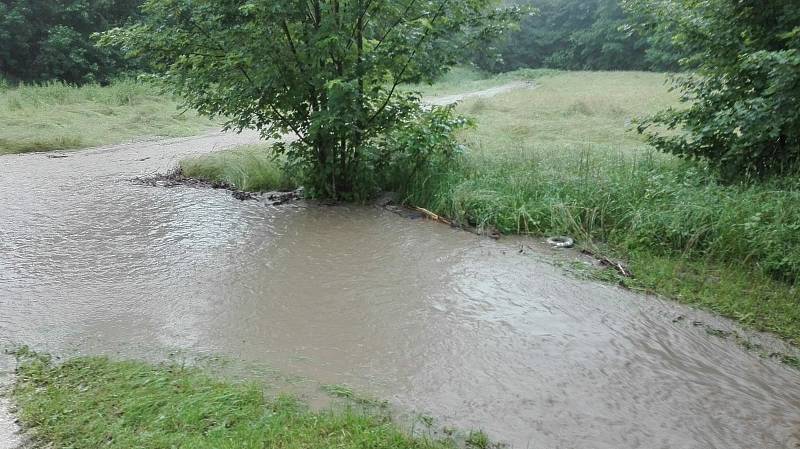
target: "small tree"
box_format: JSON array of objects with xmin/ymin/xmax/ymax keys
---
[
  {"xmin": 102, "ymin": 0, "xmax": 517, "ymax": 198},
  {"xmin": 624, "ymin": 0, "xmax": 800, "ymax": 181}
]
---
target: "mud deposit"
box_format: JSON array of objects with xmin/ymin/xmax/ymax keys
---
[{"xmin": 1, "ymin": 132, "xmax": 800, "ymax": 449}]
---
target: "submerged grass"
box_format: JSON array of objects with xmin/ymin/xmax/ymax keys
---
[
  {"xmin": 0, "ymin": 80, "xmax": 216, "ymax": 155},
  {"xmin": 179, "ymin": 144, "xmax": 297, "ymax": 192},
  {"xmin": 12, "ymin": 351, "xmax": 471, "ymax": 449}
]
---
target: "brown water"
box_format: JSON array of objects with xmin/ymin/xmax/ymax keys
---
[{"xmin": 1, "ymin": 132, "xmax": 800, "ymax": 449}]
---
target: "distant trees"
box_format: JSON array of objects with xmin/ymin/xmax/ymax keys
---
[
  {"xmin": 625, "ymin": 0, "xmax": 800, "ymax": 180},
  {"xmin": 0, "ymin": 0, "xmax": 142, "ymax": 84},
  {"xmin": 474, "ymin": 0, "xmax": 678, "ymax": 72}
]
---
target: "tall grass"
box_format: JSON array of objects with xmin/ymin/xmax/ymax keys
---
[
  {"xmin": 180, "ymin": 144, "xmax": 297, "ymax": 192},
  {"xmin": 0, "ymin": 80, "xmax": 216, "ymax": 155}
]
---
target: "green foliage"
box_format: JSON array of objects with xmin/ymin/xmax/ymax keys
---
[
  {"xmin": 101, "ymin": 0, "xmax": 519, "ymax": 199},
  {"xmin": 0, "ymin": 0, "xmax": 143, "ymax": 84},
  {"xmin": 181, "ymin": 106, "xmax": 471, "ymax": 200},
  {"xmin": 369, "ymin": 105, "xmax": 473, "ymax": 196},
  {"xmin": 12, "ymin": 353, "xmax": 466, "ymax": 449},
  {"xmin": 625, "ymin": 0, "xmax": 800, "ymax": 180},
  {"xmin": 0, "ymin": 80, "xmax": 215, "ymax": 155},
  {"xmin": 474, "ymin": 0, "xmax": 676, "ymax": 72},
  {"xmin": 465, "ymin": 431, "xmax": 491, "ymax": 449}
]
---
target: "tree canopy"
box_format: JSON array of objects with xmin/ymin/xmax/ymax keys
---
[{"xmin": 101, "ymin": 0, "xmax": 517, "ymax": 198}]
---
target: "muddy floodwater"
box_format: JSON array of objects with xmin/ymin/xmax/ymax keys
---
[{"xmin": 1, "ymin": 133, "xmax": 800, "ymax": 449}]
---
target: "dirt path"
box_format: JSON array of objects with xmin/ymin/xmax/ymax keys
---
[
  {"xmin": 0, "ymin": 354, "xmax": 21, "ymax": 449},
  {"xmin": 424, "ymin": 80, "xmax": 536, "ymax": 106}
]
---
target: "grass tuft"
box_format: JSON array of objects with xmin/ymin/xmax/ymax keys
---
[{"xmin": 179, "ymin": 144, "xmax": 297, "ymax": 192}]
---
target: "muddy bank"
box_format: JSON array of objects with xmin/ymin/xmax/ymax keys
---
[
  {"xmin": 0, "ymin": 354, "xmax": 22, "ymax": 449},
  {"xmin": 132, "ymin": 169, "xmax": 303, "ymax": 205}
]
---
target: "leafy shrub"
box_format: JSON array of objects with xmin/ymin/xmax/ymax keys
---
[
  {"xmin": 627, "ymin": 0, "xmax": 800, "ymax": 181},
  {"xmin": 369, "ymin": 105, "xmax": 473, "ymax": 196}
]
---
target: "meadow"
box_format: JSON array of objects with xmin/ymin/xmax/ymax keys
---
[{"xmin": 0, "ymin": 80, "xmax": 216, "ymax": 155}]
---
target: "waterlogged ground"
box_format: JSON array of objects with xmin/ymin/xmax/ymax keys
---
[{"xmin": 1, "ymin": 132, "xmax": 800, "ymax": 449}]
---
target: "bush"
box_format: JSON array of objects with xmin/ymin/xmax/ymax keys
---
[
  {"xmin": 627, "ymin": 0, "xmax": 800, "ymax": 181},
  {"xmin": 369, "ymin": 105, "xmax": 473, "ymax": 196}
]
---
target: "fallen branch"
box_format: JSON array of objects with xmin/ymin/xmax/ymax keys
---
[{"xmin": 413, "ymin": 206, "xmax": 451, "ymax": 225}]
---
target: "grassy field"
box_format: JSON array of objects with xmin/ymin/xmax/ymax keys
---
[
  {"xmin": 182, "ymin": 69, "xmax": 800, "ymax": 345},
  {"xmin": 11, "ymin": 351, "xmax": 483, "ymax": 449},
  {"xmin": 0, "ymin": 80, "xmax": 216, "ymax": 155}
]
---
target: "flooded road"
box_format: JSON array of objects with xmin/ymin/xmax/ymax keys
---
[{"xmin": 1, "ymin": 133, "xmax": 800, "ymax": 449}]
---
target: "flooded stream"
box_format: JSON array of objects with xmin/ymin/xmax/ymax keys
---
[{"xmin": 1, "ymin": 133, "xmax": 800, "ymax": 449}]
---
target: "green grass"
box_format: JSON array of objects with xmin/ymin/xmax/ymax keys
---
[
  {"xmin": 401, "ymin": 70, "xmax": 800, "ymax": 344},
  {"xmin": 0, "ymin": 80, "xmax": 217, "ymax": 155},
  {"xmin": 179, "ymin": 144, "xmax": 297, "ymax": 192},
  {"xmin": 12, "ymin": 351, "xmax": 472, "ymax": 449}
]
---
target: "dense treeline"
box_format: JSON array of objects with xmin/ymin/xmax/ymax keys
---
[
  {"xmin": 474, "ymin": 0, "xmax": 680, "ymax": 72},
  {"xmin": 0, "ymin": 0, "xmax": 142, "ymax": 84},
  {"xmin": 1, "ymin": 0, "xmax": 681, "ymax": 84}
]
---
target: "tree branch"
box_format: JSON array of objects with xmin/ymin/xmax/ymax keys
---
[{"xmin": 369, "ymin": 0, "xmax": 450, "ymax": 123}]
